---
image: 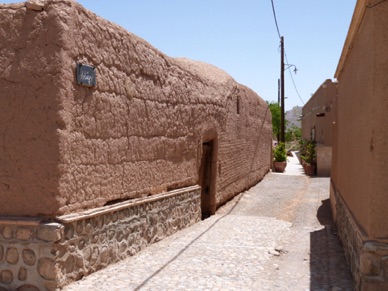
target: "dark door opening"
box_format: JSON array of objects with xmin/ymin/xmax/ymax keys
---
[{"xmin": 199, "ymin": 140, "xmax": 214, "ymax": 220}]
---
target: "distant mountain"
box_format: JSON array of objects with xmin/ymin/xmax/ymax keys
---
[{"xmin": 286, "ymin": 106, "xmax": 302, "ymax": 129}]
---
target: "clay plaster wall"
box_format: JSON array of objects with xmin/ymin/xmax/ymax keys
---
[
  {"xmin": 331, "ymin": 1, "xmax": 388, "ymax": 288},
  {"xmin": 315, "ymin": 144, "xmax": 332, "ymax": 177},
  {"xmin": 302, "ymin": 79, "xmax": 336, "ymax": 177},
  {"xmin": 302, "ymin": 79, "xmax": 337, "ymax": 146},
  {"xmin": 332, "ymin": 0, "xmax": 388, "ymax": 240},
  {"xmin": 0, "ymin": 1, "xmax": 272, "ymax": 217},
  {"xmin": 0, "ymin": 2, "xmax": 64, "ymax": 217}
]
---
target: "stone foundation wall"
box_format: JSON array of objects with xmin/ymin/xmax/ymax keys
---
[
  {"xmin": 0, "ymin": 220, "xmax": 62, "ymax": 291},
  {"xmin": 331, "ymin": 181, "xmax": 388, "ymax": 290},
  {"xmin": 0, "ymin": 186, "xmax": 201, "ymax": 290}
]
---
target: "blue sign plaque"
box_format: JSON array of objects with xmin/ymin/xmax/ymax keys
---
[{"xmin": 76, "ymin": 63, "xmax": 96, "ymax": 87}]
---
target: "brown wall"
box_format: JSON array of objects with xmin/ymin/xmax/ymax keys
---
[
  {"xmin": 302, "ymin": 79, "xmax": 337, "ymax": 146},
  {"xmin": 302, "ymin": 79, "xmax": 337, "ymax": 176},
  {"xmin": 333, "ymin": 0, "xmax": 388, "ymax": 239},
  {"xmin": 0, "ymin": 1, "xmax": 272, "ymax": 217},
  {"xmin": 0, "ymin": 2, "xmax": 64, "ymax": 217}
]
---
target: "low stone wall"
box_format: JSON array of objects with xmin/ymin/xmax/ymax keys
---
[
  {"xmin": 331, "ymin": 181, "xmax": 388, "ymax": 290},
  {"xmin": 0, "ymin": 220, "xmax": 61, "ymax": 291},
  {"xmin": 0, "ymin": 185, "xmax": 201, "ymax": 290}
]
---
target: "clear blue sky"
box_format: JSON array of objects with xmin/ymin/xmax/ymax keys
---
[{"xmin": 2, "ymin": 0, "xmax": 356, "ymax": 110}]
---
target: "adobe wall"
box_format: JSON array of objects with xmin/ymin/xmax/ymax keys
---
[
  {"xmin": 0, "ymin": 2, "xmax": 64, "ymax": 217},
  {"xmin": 0, "ymin": 0, "xmax": 272, "ymax": 217},
  {"xmin": 332, "ymin": 0, "xmax": 388, "ymax": 289},
  {"xmin": 315, "ymin": 144, "xmax": 331, "ymax": 177},
  {"xmin": 0, "ymin": 1, "xmax": 272, "ymax": 289},
  {"xmin": 333, "ymin": 1, "xmax": 388, "ymax": 238},
  {"xmin": 301, "ymin": 79, "xmax": 336, "ymax": 176},
  {"xmin": 301, "ymin": 79, "xmax": 336, "ymax": 145},
  {"xmin": 369, "ymin": 1, "xmax": 388, "ymax": 240}
]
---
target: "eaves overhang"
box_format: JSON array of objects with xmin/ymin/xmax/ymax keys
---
[{"xmin": 334, "ymin": 0, "xmax": 368, "ymax": 79}]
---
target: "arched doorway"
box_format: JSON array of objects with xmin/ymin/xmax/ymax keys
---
[{"xmin": 198, "ymin": 135, "xmax": 217, "ymax": 220}]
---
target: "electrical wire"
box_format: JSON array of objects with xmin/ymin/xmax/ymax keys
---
[
  {"xmin": 285, "ymin": 53, "xmax": 305, "ymax": 105},
  {"xmin": 270, "ymin": 0, "xmax": 281, "ymax": 39},
  {"xmin": 270, "ymin": 0, "xmax": 305, "ymax": 105}
]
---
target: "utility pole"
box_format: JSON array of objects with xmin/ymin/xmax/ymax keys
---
[
  {"xmin": 280, "ymin": 36, "xmax": 285, "ymax": 143},
  {"xmin": 277, "ymin": 78, "xmax": 280, "ymax": 142}
]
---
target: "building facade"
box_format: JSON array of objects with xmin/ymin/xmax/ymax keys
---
[
  {"xmin": 302, "ymin": 79, "xmax": 337, "ymax": 176},
  {"xmin": 0, "ymin": 1, "xmax": 272, "ymax": 289},
  {"xmin": 331, "ymin": 0, "xmax": 388, "ymax": 289}
]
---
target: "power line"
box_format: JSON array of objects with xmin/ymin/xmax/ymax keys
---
[
  {"xmin": 285, "ymin": 53, "xmax": 305, "ymax": 105},
  {"xmin": 270, "ymin": 0, "xmax": 281, "ymax": 39},
  {"xmin": 270, "ymin": 0, "xmax": 305, "ymax": 106}
]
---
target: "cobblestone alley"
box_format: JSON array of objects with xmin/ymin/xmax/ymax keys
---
[{"xmin": 63, "ymin": 153, "xmax": 354, "ymax": 290}]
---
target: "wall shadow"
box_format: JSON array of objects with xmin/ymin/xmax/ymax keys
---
[
  {"xmin": 309, "ymin": 199, "xmax": 355, "ymax": 290},
  {"xmin": 133, "ymin": 192, "xmax": 245, "ymax": 290}
]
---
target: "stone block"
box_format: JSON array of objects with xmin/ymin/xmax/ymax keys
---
[
  {"xmin": 37, "ymin": 258, "xmax": 56, "ymax": 280},
  {"xmin": 64, "ymin": 254, "xmax": 76, "ymax": 274},
  {"xmin": 2, "ymin": 227, "xmax": 13, "ymax": 240},
  {"xmin": 6, "ymin": 247, "xmax": 19, "ymax": 265},
  {"xmin": 18, "ymin": 267, "xmax": 27, "ymax": 281},
  {"xmin": 64, "ymin": 224, "xmax": 75, "ymax": 240},
  {"xmin": 15, "ymin": 228, "xmax": 34, "ymax": 241},
  {"xmin": 22, "ymin": 249, "xmax": 36, "ymax": 266},
  {"xmin": 360, "ymin": 252, "xmax": 382, "ymax": 277},
  {"xmin": 0, "ymin": 270, "xmax": 13, "ymax": 284},
  {"xmin": 37, "ymin": 223, "xmax": 63, "ymax": 242}
]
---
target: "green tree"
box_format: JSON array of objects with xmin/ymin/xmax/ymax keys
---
[
  {"xmin": 285, "ymin": 125, "xmax": 302, "ymax": 142},
  {"xmin": 267, "ymin": 101, "xmax": 281, "ymax": 141}
]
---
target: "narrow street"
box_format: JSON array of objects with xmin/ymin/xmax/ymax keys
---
[{"xmin": 63, "ymin": 153, "xmax": 354, "ymax": 290}]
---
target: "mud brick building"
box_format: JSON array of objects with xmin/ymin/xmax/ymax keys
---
[
  {"xmin": 0, "ymin": 0, "xmax": 272, "ymax": 289},
  {"xmin": 302, "ymin": 79, "xmax": 337, "ymax": 177},
  {"xmin": 331, "ymin": 0, "xmax": 388, "ymax": 289}
]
